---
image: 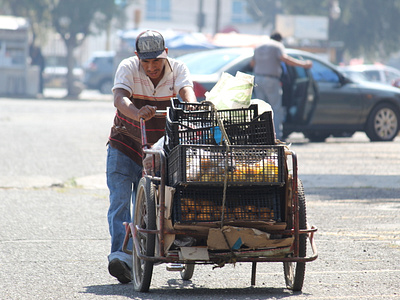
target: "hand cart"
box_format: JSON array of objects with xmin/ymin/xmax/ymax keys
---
[{"xmin": 122, "ymin": 99, "xmax": 318, "ymax": 292}]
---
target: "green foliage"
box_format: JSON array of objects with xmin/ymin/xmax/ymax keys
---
[
  {"xmin": 246, "ymin": 0, "xmax": 400, "ymax": 61},
  {"xmin": 1, "ymin": 0, "xmax": 116, "ymax": 45},
  {"xmin": 0, "ymin": 0, "xmax": 117, "ymax": 95},
  {"xmin": 246, "ymin": 0, "xmax": 280, "ymax": 27},
  {"xmin": 0, "ymin": 0, "xmax": 52, "ymax": 44},
  {"xmin": 51, "ymin": 0, "xmax": 116, "ymax": 47},
  {"xmin": 333, "ymin": 0, "xmax": 400, "ymax": 61},
  {"xmin": 50, "ymin": 0, "xmax": 117, "ymax": 95}
]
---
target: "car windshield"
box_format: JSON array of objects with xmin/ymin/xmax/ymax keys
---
[{"xmin": 176, "ymin": 51, "xmax": 242, "ymax": 75}]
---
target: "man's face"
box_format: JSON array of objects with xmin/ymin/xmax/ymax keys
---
[{"xmin": 139, "ymin": 58, "xmax": 166, "ymax": 80}]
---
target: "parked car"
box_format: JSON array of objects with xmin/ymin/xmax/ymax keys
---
[
  {"xmin": 338, "ymin": 64, "xmax": 400, "ymax": 88},
  {"xmin": 177, "ymin": 48, "xmax": 400, "ymax": 142},
  {"xmin": 83, "ymin": 51, "xmax": 115, "ymax": 94}
]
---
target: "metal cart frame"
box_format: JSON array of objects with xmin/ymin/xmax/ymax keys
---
[{"xmin": 122, "ymin": 110, "xmax": 318, "ymax": 292}]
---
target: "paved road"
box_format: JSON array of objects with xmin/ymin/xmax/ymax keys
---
[{"xmin": 0, "ymin": 96, "xmax": 399, "ymax": 299}]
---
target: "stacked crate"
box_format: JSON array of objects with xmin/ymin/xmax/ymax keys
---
[
  {"xmin": 164, "ymin": 98, "xmax": 275, "ymax": 152},
  {"xmin": 165, "ymin": 98, "xmax": 285, "ymax": 224}
]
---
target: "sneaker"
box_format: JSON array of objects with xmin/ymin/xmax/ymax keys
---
[{"xmin": 108, "ymin": 258, "xmax": 132, "ymax": 284}]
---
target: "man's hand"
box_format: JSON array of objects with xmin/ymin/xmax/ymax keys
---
[
  {"xmin": 138, "ymin": 105, "xmax": 157, "ymax": 121},
  {"xmin": 303, "ymin": 60, "xmax": 313, "ymax": 69},
  {"xmin": 281, "ymin": 55, "xmax": 313, "ymax": 70}
]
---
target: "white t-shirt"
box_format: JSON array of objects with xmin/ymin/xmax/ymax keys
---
[{"xmin": 112, "ymin": 56, "xmax": 193, "ymax": 100}]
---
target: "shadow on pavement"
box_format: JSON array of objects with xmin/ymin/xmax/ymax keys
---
[{"xmin": 83, "ymin": 282, "xmax": 304, "ymax": 299}]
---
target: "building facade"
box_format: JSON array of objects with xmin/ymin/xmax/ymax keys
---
[
  {"xmin": 125, "ymin": 0, "xmax": 266, "ymax": 35},
  {"xmin": 44, "ymin": 0, "xmax": 268, "ymax": 71}
]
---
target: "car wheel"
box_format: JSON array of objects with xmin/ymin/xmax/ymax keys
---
[
  {"xmin": 99, "ymin": 79, "xmax": 113, "ymax": 94},
  {"xmin": 365, "ymin": 103, "xmax": 399, "ymax": 141}
]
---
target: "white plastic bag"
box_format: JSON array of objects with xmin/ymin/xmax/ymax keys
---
[
  {"xmin": 143, "ymin": 136, "xmax": 164, "ymax": 174},
  {"xmin": 205, "ymin": 71, "xmax": 254, "ymax": 110}
]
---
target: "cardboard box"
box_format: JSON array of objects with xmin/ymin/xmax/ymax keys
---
[
  {"xmin": 207, "ymin": 225, "xmax": 294, "ymax": 250},
  {"xmin": 157, "ymin": 186, "xmax": 176, "ymax": 253},
  {"xmin": 179, "ymin": 246, "xmax": 210, "ymax": 260}
]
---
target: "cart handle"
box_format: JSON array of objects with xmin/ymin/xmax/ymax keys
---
[{"xmin": 140, "ymin": 110, "xmax": 167, "ymax": 151}]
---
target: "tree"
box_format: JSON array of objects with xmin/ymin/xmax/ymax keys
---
[
  {"xmin": 331, "ymin": 0, "xmax": 400, "ymax": 61},
  {"xmin": 0, "ymin": 0, "xmax": 118, "ymax": 97},
  {"xmin": 0, "ymin": 0, "xmax": 52, "ymax": 46},
  {"xmin": 50, "ymin": 0, "xmax": 116, "ymax": 96},
  {"xmin": 246, "ymin": 0, "xmax": 282, "ymax": 29},
  {"xmin": 245, "ymin": 0, "xmax": 400, "ymax": 63}
]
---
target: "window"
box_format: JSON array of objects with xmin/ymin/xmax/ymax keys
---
[
  {"xmin": 294, "ymin": 66, "xmax": 308, "ymax": 79},
  {"xmin": 0, "ymin": 41, "xmax": 26, "ymax": 67},
  {"xmin": 231, "ymin": 0, "xmax": 254, "ymax": 24},
  {"xmin": 384, "ymin": 70, "xmax": 400, "ymax": 84},
  {"xmin": 146, "ymin": 0, "xmax": 171, "ymax": 21},
  {"xmin": 309, "ymin": 59, "xmax": 339, "ymax": 83},
  {"xmin": 363, "ymin": 70, "xmax": 380, "ymax": 82},
  {"xmin": 179, "ymin": 51, "xmax": 243, "ymax": 75}
]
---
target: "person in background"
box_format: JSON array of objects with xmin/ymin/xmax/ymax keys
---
[
  {"xmin": 106, "ymin": 30, "xmax": 197, "ymax": 283},
  {"xmin": 29, "ymin": 44, "xmax": 45, "ymax": 95},
  {"xmin": 251, "ymin": 31, "xmax": 312, "ymax": 140}
]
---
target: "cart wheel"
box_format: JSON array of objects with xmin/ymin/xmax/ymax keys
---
[
  {"xmin": 284, "ymin": 179, "xmax": 307, "ymax": 292},
  {"xmin": 180, "ymin": 263, "xmax": 195, "ymax": 280},
  {"xmin": 132, "ymin": 177, "xmax": 156, "ymax": 292}
]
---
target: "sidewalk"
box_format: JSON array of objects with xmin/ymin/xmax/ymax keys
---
[{"xmin": 43, "ymin": 88, "xmax": 113, "ymax": 101}]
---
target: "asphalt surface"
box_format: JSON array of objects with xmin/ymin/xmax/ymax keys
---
[{"xmin": 0, "ymin": 90, "xmax": 399, "ymax": 299}]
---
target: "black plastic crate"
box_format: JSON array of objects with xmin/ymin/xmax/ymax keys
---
[
  {"xmin": 168, "ymin": 145, "xmax": 285, "ymax": 186},
  {"xmin": 164, "ymin": 109, "xmax": 275, "ymax": 152},
  {"xmin": 169, "ymin": 98, "xmax": 260, "ymax": 125},
  {"xmin": 164, "ymin": 118, "xmax": 217, "ymax": 151},
  {"xmin": 220, "ymin": 111, "xmax": 275, "ymax": 145},
  {"xmin": 169, "ymin": 98, "xmax": 214, "ymax": 123},
  {"xmin": 173, "ymin": 186, "xmax": 282, "ymax": 223}
]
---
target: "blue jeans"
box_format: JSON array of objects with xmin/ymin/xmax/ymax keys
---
[
  {"xmin": 106, "ymin": 145, "xmax": 142, "ymax": 268},
  {"xmin": 254, "ymin": 76, "xmax": 284, "ymax": 139}
]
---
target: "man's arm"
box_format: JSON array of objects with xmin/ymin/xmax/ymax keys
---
[
  {"xmin": 179, "ymin": 86, "xmax": 197, "ymax": 103},
  {"xmin": 280, "ymin": 54, "xmax": 312, "ymax": 69},
  {"xmin": 113, "ymin": 88, "xmax": 156, "ymax": 121}
]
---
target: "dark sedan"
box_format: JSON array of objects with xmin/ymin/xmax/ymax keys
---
[{"xmin": 177, "ymin": 48, "xmax": 400, "ymax": 142}]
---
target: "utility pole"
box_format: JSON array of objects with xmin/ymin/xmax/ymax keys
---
[
  {"xmin": 214, "ymin": 0, "xmax": 220, "ymax": 34},
  {"xmin": 197, "ymin": 0, "xmax": 205, "ymax": 32}
]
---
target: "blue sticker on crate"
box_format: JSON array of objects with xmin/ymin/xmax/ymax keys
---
[{"xmin": 213, "ymin": 126, "xmax": 224, "ymax": 145}]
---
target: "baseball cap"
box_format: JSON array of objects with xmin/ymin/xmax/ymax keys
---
[{"xmin": 135, "ymin": 30, "xmax": 168, "ymax": 59}]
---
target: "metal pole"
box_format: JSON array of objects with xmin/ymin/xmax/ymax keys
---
[
  {"xmin": 197, "ymin": 0, "xmax": 204, "ymax": 32},
  {"xmin": 214, "ymin": 0, "xmax": 220, "ymax": 34},
  {"xmin": 251, "ymin": 262, "xmax": 257, "ymax": 285}
]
